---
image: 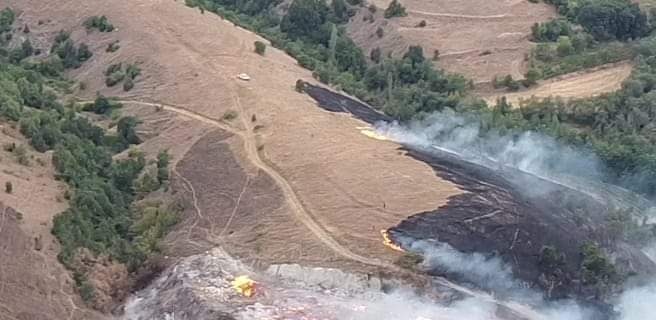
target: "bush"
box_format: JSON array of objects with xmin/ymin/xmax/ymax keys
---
[
  {"xmin": 384, "ymin": 0, "xmax": 407, "ymax": 18},
  {"xmin": 416, "ymin": 20, "xmax": 426, "ymax": 28},
  {"xmin": 84, "ymin": 15, "xmax": 114, "ymax": 32},
  {"xmin": 106, "ymin": 40, "xmax": 120, "ymax": 53},
  {"xmin": 254, "ymin": 40, "xmax": 266, "ymax": 55},
  {"xmin": 222, "ymin": 110, "xmax": 238, "ymax": 121},
  {"xmin": 375, "ymin": 27, "xmax": 384, "ymax": 38},
  {"xmin": 295, "ymin": 79, "xmax": 306, "ymax": 92},
  {"xmin": 123, "ymin": 77, "xmax": 134, "ymax": 91},
  {"xmin": 5, "ymin": 181, "xmax": 12, "ymax": 193}
]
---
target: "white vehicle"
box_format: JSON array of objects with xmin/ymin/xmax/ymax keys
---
[{"xmin": 237, "ymin": 73, "xmax": 251, "ymax": 81}]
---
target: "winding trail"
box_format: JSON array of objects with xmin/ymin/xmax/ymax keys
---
[{"xmin": 93, "ymin": 98, "xmax": 387, "ymax": 267}]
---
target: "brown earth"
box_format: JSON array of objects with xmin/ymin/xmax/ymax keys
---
[
  {"xmin": 2, "ymin": 1, "xmax": 463, "ymax": 315},
  {"xmin": 0, "ymin": 123, "xmax": 104, "ymax": 320},
  {"xmin": 348, "ymin": 0, "xmax": 556, "ymax": 82},
  {"xmin": 482, "ymin": 61, "xmax": 633, "ymax": 106}
]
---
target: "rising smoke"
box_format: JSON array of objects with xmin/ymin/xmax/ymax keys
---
[
  {"xmin": 373, "ymin": 109, "xmax": 605, "ymax": 188},
  {"xmin": 368, "ymin": 110, "xmax": 656, "ymax": 320}
]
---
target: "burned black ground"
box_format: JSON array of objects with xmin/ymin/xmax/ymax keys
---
[{"xmin": 305, "ymin": 85, "xmax": 656, "ymax": 304}]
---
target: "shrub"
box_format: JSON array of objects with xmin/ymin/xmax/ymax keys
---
[
  {"xmin": 295, "ymin": 79, "xmax": 306, "ymax": 92},
  {"xmin": 5, "ymin": 181, "xmax": 12, "ymax": 193},
  {"xmin": 13, "ymin": 144, "xmax": 29, "ymax": 165},
  {"xmin": 123, "ymin": 77, "xmax": 134, "ymax": 91},
  {"xmin": 222, "ymin": 110, "xmax": 238, "ymax": 121},
  {"xmin": 254, "ymin": 40, "xmax": 266, "ymax": 55},
  {"xmin": 126, "ymin": 64, "xmax": 141, "ymax": 79},
  {"xmin": 84, "ymin": 15, "xmax": 114, "ymax": 32},
  {"xmin": 384, "ymin": 0, "xmax": 407, "ymax": 18},
  {"xmin": 370, "ymin": 47, "xmax": 382, "ymax": 63},
  {"xmin": 106, "ymin": 40, "xmax": 120, "ymax": 53},
  {"xmin": 375, "ymin": 27, "xmax": 384, "ymax": 38},
  {"xmin": 416, "ymin": 20, "xmax": 426, "ymax": 28}
]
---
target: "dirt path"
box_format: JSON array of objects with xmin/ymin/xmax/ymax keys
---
[
  {"xmin": 484, "ymin": 61, "xmax": 633, "ymax": 105},
  {"xmin": 408, "ymin": 10, "xmax": 512, "ymax": 19},
  {"xmin": 95, "ymin": 98, "xmax": 387, "ymax": 267}
]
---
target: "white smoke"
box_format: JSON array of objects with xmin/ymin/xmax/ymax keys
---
[
  {"xmin": 373, "ymin": 110, "xmax": 604, "ymax": 186},
  {"xmin": 336, "ymin": 290, "xmax": 499, "ymax": 320},
  {"xmin": 369, "ymin": 111, "xmax": 656, "ymax": 320},
  {"xmin": 616, "ymin": 280, "xmax": 656, "ymax": 320},
  {"xmin": 402, "ymin": 239, "xmax": 595, "ymax": 320}
]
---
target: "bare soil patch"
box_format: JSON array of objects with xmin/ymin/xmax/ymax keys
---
[
  {"xmin": 349, "ymin": 0, "xmax": 555, "ymax": 82},
  {"xmin": 8, "ymin": 0, "xmax": 461, "ymax": 283},
  {"xmin": 0, "ymin": 125, "xmax": 104, "ymax": 320},
  {"xmin": 482, "ymin": 62, "xmax": 633, "ymax": 106}
]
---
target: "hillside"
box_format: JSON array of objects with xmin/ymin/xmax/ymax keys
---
[
  {"xmin": 0, "ymin": 0, "xmax": 462, "ymax": 317},
  {"xmin": 3, "ymin": 0, "xmax": 656, "ymax": 319},
  {"xmin": 348, "ymin": 0, "xmax": 555, "ymax": 83}
]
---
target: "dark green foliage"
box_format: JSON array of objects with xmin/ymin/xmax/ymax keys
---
[
  {"xmin": 83, "ymin": 95, "xmax": 122, "ymax": 115},
  {"xmin": 580, "ymin": 242, "xmax": 619, "ymax": 286},
  {"xmin": 126, "ymin": 64, "xmax": 141, "ymax": 80},
  {"xmin": 117, "ymin": 116, "xmax": 141, "ymax": 146},
  {"xmin": 254, "ymin": 40, "xmax": 266, "ymax": 55},
  {"xmin": 0, "ymin": 7, "xmax": 15, "ymax": 33},
  {"xmin": 576, "ymin": 0, "xmax": 647, "ymax": 41},
  {"xmin": 384, "ymin": 0, "xmax": 407, "ymax": 18},
  {"xmin": 539, "ymin": 246, "xmax": 565, "ymax": 272},
  {"xmin": 331, "ymin": 0, "xmax": 349, "ymax": 23},
  {"xmin": 545, "ymin": 0, "xmax": 648, "ymax": 41},
  {"xmin": 105, "ymin": 63, "xmax": 140, "ymax": 90},
  {"xmin": 84, "ymin": 15, "xmax": 115, "ymax": 32},
  {"xmin": 79, "ymin": 281, "xmax": 95, "ymax": 303},
  {"xmin": 156, "ymin": 150, "xmax": 170, "ymax": 184},
  {"xmin": 281, "ymin": 0, "xmax": 330, "ymax": 42},
  {"xmin": 370, "ymin": 47, "xmax": 381, "ymax": 63},
  {"xmin": 532, "ymin": 19, "xmax": 571, "ymax": 42},
  {"xmin": 50, "ymin": 31, "xmax": 93, "ymax": 69}
]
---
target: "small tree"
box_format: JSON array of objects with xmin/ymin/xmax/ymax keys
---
[
  {"xmin": 376, "ymin": 27, "xmax": 384, "ymax": 38},
  {"xmin": 384, "ymin": 0, "xmax": 407, "ymax": 18},
  {"xmin": 370, "ymin": 47, "xmax": 382, "ymax": 63},
  {"xmin": 295, "ymin": 79, "xmax": 306, "ymax": 92},
  {"xmin": 254, "ymin": 41, "xmax": 266, "ymax": 55},
  {"xmin": 556, "ymin": 36, "xmax": 573, "ymax": 57},
  {"xmin": 5, "ymin": 181, "xmax": 12, "ymax": 194}
]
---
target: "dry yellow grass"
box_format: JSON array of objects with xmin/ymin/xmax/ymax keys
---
[{"xmin": 483, "ymin": 62, "xmax": 633, "ymax": 106}]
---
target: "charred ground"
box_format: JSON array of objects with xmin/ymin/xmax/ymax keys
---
[{"xmin": 305, "ymin": 84, "xmax": 656, "ymax": 305}]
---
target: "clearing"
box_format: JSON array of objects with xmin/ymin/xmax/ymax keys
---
[
  {"xmin": 482, "ymin": 61, "xmax": 633, "ymax": 106},
  {"xmin": 348, "ymin": 0, "xmax": 555, "ymax": 82}
]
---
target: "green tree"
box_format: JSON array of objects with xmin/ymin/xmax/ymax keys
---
[
  {"xmin": 280, "ymin": 0, "xmax": 330, "ymax": 42},
  {"xmin": 254, "ymin": 40, "xmax": 266, "ymax": 55},
  {"xmin": 331, "ymin": 0, "xmax": 349, "ymax": 23},
  {"xmin": 556, "ymin": 36, "xmax": 574, "ymax": 57},
  {"xmin": 384, "ymin": 0, "xmax": 407, "ymax": 18},
  {"xmin": 117, "ymin": 116, "xmax": 141, "ymax": 145}
]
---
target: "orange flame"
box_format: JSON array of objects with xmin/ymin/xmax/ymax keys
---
[
  {"xmin": 380, "ymin": 229, "xmax": 405, "ymax": 252},
  {"xmin": 231, "ymin": 275, "xmax": 256, "ymax": 297}
]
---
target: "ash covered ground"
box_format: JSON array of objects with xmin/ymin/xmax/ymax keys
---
[{"xmin": 304, "ymin": 84, "xmax": 656, "ymax": 317}]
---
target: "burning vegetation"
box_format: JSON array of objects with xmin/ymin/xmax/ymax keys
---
[
  {"xmin": 381, "ymin": 229, "xmax": 405, "ymax": 252},
  {"xmin": 231, "ymin": 275, "xmax": 256, "ymax": 297}
]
